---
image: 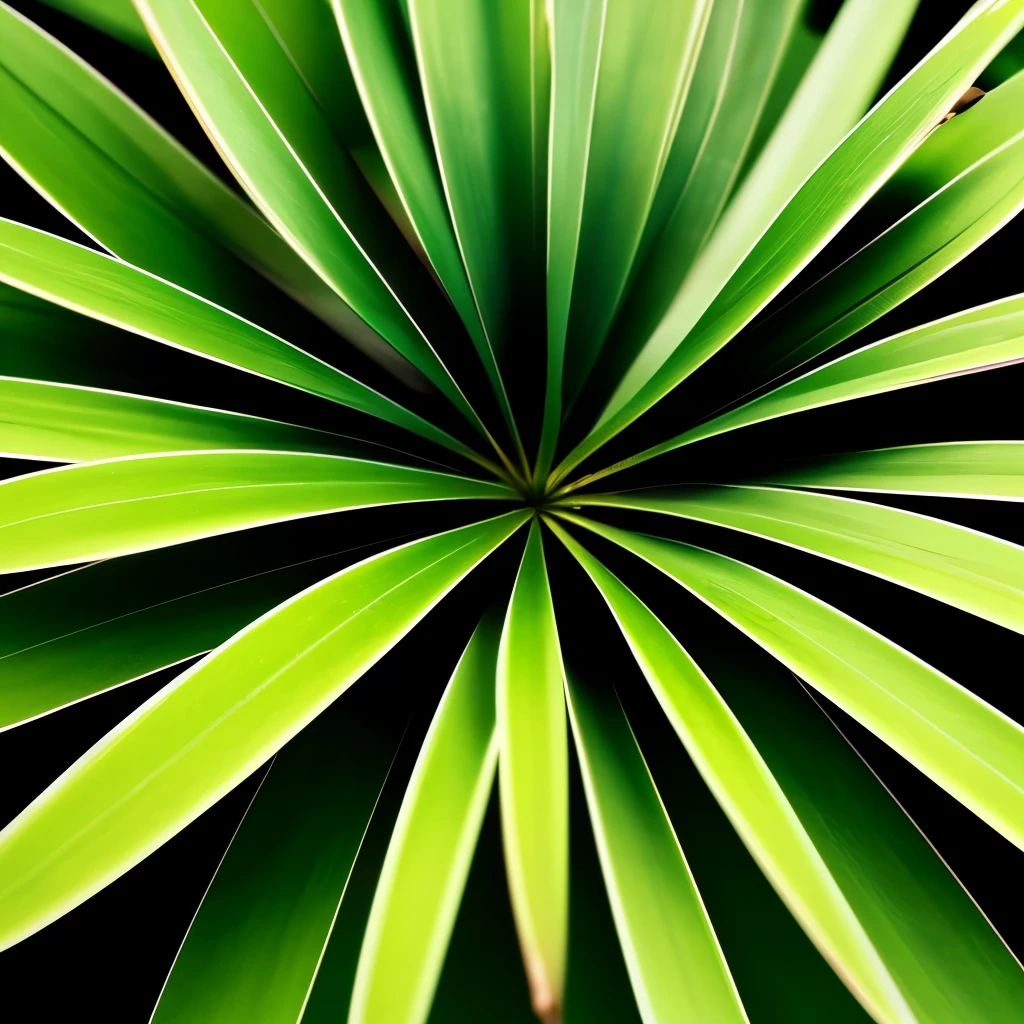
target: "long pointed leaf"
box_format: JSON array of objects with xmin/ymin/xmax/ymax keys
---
[
  {"xmin": 497, "ymin": 520, "xmax": 568, "ymax": 1022},
  {"xmin": 0, "ymin": 451, "xmax": 512, "ymax": 574},
  {"xmin": 0, "ymin": 510, "xmax": 529, "ymax": 951},
  {"xmin": 350, "ymin": 614, "xmax": 500, "ymax": 1024},
  {"xmin": 39, "ymin": 0, "xmax": 155, "ymax": 53},
  {"xmin": 579, "ymin": 484, "xmax": 1024, "ymax": 632},
  {"xmin": 563, "ymin": 667, "xmax": 748, "ymax": 1024}
]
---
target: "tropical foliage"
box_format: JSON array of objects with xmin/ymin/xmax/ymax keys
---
[{"xmin": 1, "ymin": 0, "xmax": 1023, "ymax": 1021}]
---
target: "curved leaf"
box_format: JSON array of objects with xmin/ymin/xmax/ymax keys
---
[
  {"xmin": 350, "ymin": 614, "xmax": 500, "ymax": 1024},
  {"xmin": 38, "ymin": 0, "xmax": 155, "ymax": 54},
  {"xmin": 0, "ymin": 377, "xmax": 361, "ymax": 463},
  {"xmin": 557, "ymin": 0, "xmax": 1021, "ymax": 481},
  {"xmin": 0, "ymin": 219, "xmax": 472, "ymax": 458},
  {"xmin": 0, "ymin": 451, "xmax": 513, "ymax": 574},
  {"xmin": 567, "ymin": 515, "xmax": 1024, "ymax": 854},
  {"xmin": 0, "ymin": 509, "xmax": 529, "ymax": 951},
  {"xmin": 579, "ymin": 484, "xmax": 1024, "ymax": 632},
  {"xmin": 0, "ymin": 3, "xmax": 401, "ymax": 371},
  {"xmin": 497, "ymin": 520, "xmax": 568, "ymax": 1022},
  {"xmin": 151, "ymin": 689, "xmax": 404, "ymax": 1024},
  {"xmin": 563, "ymin": 667, "xmax": 748, "ymax": 1024},
  {"xmin": 765, "ymin": 441, "xmax": 1024, "ymax": 500},
  {"xmin": 549, "ymin": 520, "xmax": 912, "ymax": 1024}
]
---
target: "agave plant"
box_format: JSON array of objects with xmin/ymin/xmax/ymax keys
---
[{"xmin": 2, "ymin": 0, "xmax": 1024, "ymax": 1019}]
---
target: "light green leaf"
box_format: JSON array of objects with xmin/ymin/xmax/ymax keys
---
[
  {"xmin": 38, "ymin": 0, "xmax": 156, "ymax": 54},
  {"xmin": 582, "ymin": 293, "xmax": 1024, "ymax": 486},
  {"xmin": 0, "ymin": 530, "xmax": 364, "ymax": 730},
  {"xmin": 151, "ymin": 688, "xmax": 404, "ymax": 1024},
  {"xmin": 0, "ymin": 3, "xmax": 403, "ymax": 373},
  {"xmin": 333, "ymin": 0, "xmax": 520, "ymax": 447},
  {"xmin": 0, "ymin": 377, "xmax": 363, "ymax": 463},
  {"xmin": 548, "ymin": 519, "xmax": 911, "ymax": 1024},
  {"xmin": 765, "ymin": 441, "xmax": 1024, "ymax": 500},
  {"xmin": 697, "ymin": 637, "xmax": 1024, "ymax": 1023},
  {"xmin": 595, "ymin": 0, "xmax": 801, "ymax": 401},
  {"xmin": 566, "ymin": 515, "xmax": 1024, "ymax": 854},
  {"xmin": 350, "ymin": 614, "xmax": 500, "ymax": 1024},
  {"xmin": 0, "ymin": 509, "xmax": 528, "ymax": 951},
  {"xmin": 557, "ymin": 0, "xmax": 1016, "ymax": 482},
  {"xmin": 134, "ymin": 0, "xmax": 480, "ymax": 426},
  {"xmin": 497, "ymin": 520, "xmax": 568, "ymax": 1022},
  {"xmin": 563, "ymin": 667, "xmax": 748, "ymax": 1024},
  {"xmin": 579, "ymin": 484, "xmax": 1024, "ymax": 632},
  {"xmin": 0, "ymin": 219, "xmax": 472, "ymax": 458},
  {"xmin": 732, "ymin": 69, "xmax": 1024, "ymax": 390},
  {"xmin": 0, "ymin": 451, "xmax": 513, "ymax": 574}
]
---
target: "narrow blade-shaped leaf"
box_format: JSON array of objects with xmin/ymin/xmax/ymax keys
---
[
  {"xmin": 39, "ymin": 0, "xmax": 155, "ymax": 54},
  {"xmin": 0, "ymin": 451, "xmax": 513, "ymax": 573},
  {"xmin": 563, "ymin": 667, "xmax": 748, "ymax": 1024},
  {"xmin": 765, "ymin": 441, "xmax": 1024, "ymax": 500},
  {"xmin": 578, "ymin": 484, "xmax": 1024, "ymax": 632},
  {"xmin": 0, "ymin": 510, "xmax": 528, "ymax": 950},
  {"xmin": 350, "ymin": 614, "xmax": 500, "ymax": 1024},
  {"xmin": 497, "ymin": 520, "xmax": 569, "ymax": 1022},
  {"xmin": 567, "ymin": 515, "xmax": 1024, "ymax": 853},
  {"xmin": 151, "ymin": 689, "xmax": 404, "ymax": 1024}
]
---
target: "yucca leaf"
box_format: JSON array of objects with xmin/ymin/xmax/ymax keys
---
[
  {"xmin": 0, "ymin": 220, "xmax": 472, "ymax": 458},
  {"xmin": 151, "ymin": 689, "xmax": 404, "ymax": 1024},
  {"xmin": 581, "ymin": 293, "xmax": 1024, "ymax": 485},
  {"xmin": 596, "ymin": 0, "xmax": 802, "ymax": 398},
  {"xmin": 578, "ymin": 484, "xmax": 1024, "ymax": 633},
  {"xmin": 558, "ymin": 0, "xmax": 1022, "ymax": 481},
  {"xmin": 766, "ymin": 441, "xmax": 1024, "ymax": 500},
  {"xmin": 133, "ymin": 0, "xmax": 481, "ymax": 428},
  {"xmin": 549, "ymin": 519, "xmax": 913, "ymax": 1023},
  {"xmin": 731, "ymin": 69, "xmax": 1024, "ymax": 391},
  {"xmin": 38, "ymin": 0, "xmax": 156, "ymax": 54},
  {"xmin": 0, "ymin": 510, "xmax": 528, "ymax": 951},
  {"xmin": 497, "ymin": 520, "xmax": 569, "ymax": 1023},
  {"xmin": 563, "ymin": 667, "xmax": 747, "ymax": 1024},
  {"xmin": 567, "ymin": 515, "xmax": 1024, "ymax": 853},
  {"xmin": 0, "ymin": 451, "xmax": 513, "ymax": 574},
  {"xmin": 0, "ymin": 377, "xmax": 364, "ymax": 463},
  {"xmin": 333, "ymin": 0, "xmax": 521, "ymax": 449},
  {"xmin": 350, "ymin": 614, "xmax": 500, "ymax": 1024},
  {"xmin": 700, "ymin": 638, "xmax": 1024, "ymax": 1022},
  {"xmin": 0, "ymin": 3, "xmax": 405, "ymax": 373}
]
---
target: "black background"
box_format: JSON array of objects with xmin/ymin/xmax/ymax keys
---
[{"xmin": 1, "ymin": 1, "xmax": 1022, "ymax": 1020}]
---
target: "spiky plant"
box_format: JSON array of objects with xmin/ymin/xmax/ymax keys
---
[{"xmin": 1, "ymin": 0, "xmax": 1024, "ymax": 1020}]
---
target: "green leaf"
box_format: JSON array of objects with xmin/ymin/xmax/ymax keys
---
[
  {"xmin": 0, "ymin": 4, "xmax": 403, "ymax": 373},
  {"xmin": 37, "ymin": 0, "xmax": 156, "ymax": 54},
  {"xmin": 548, "ymin": 520, "xmax": 911, "ymax": 1024},
  {"xmin": 497, "ymin": 520, "xmax": 569, "ymax": 1022},
  {"xmin": 731, "ymin": 69, "xmax": 1024, "ymax": 391},
  {"xmin": 595, "ymin": 0, "xmax": 802, "ymax": 401},
  {"xmin": 134, "ymin": 0, "xmax": 480, "ymax": 427},
  {"xmin": 0, "ymin": 451, "xmax": 513, "ymax": 574},
  {"xmin": 0, "ymin": 509, "xmax": 528, "ymax": 950},
  {"xmin": 765, "ymin": 441, "xmax": 1024, "ymax": 500},
  {"xmin": 0, "ymin": 219, "xmax": 471, "ymax": 458},
  {"xmin": 350, "ymin": 614, "xmax": 500, "ymax": 1024},
  {"xmin": 0, "ymin": 377, "xmax": 363, "ymax": 463},
  {"xmin": 697, "ymin": 637, "xmax": 1024, "ymax": 1023},
  {"xmin": 0, "ymin": 529, "xmax": 370, "ymax": 730},
  {"xmin": 557, "ymin": 0, "xmax": 1019, "ymax": 482},
  {"xmin": 566, "ymin": 515, "xmax": 1024, "ymax": 854},
  {"xmin": 583, "ymin": 292, "xmax": 1024, "ymax": 486},
  {"xmin": 333, "ymin": 0, "xmax": 521, "ymax": 446},
  {"xmin": 579, "ymin": 484, "xmax": 1024, "ymax": 632},
  {"xmin": 563, "ymin": 667, "xmax": 748, "ymax": 1024},
  {"xmin": 151, "ymin": 688, "xmax": 404, "ymax": 1024}
]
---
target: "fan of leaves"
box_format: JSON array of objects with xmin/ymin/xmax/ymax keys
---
[{"xmin": 2, "ymin": 1, "xmax": 1024, "ymax": 1021}]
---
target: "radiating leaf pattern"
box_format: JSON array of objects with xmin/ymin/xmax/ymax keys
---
[{"xmin": 1, "ymin": 2, "xmax": 1023, "ymax": 1020}]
